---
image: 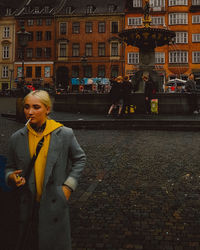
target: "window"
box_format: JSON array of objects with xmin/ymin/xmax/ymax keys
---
[
  {"xmin": 26, "ymin": 48, "xmax": 33, "ymax": 58},
  {"xmin": 28, "ymin": 32, "xmax": 33, "ymax": 41},
  {"xmin": 150, "ymin": 0, "xmax": 165, "ymax": 7},
  {"xmin": 98, "ymin": 65, "xmax": 105, "ymax": 77},
  {"xmin": 60, "ymin": 23, "xmax": 67, "ymax": 35},
  {"xmin": 192, "ymin": 15, "xmax": 200, "ymax": 24},
  {"xmin": 85, "ymin": 22, "xmax": 93, "ymax": 33},
  {"xmin": 132, "ymin": 0, "xmax": 142, "ymax": 7},
  {"xmin": 86, "ymin": 5, "xmax": 94, "ymax": 14},
  {"xmin": 44, "ymin": 48, "xmax": 51, "ymax": 58},
  {"xmin": 169, "ymin": 51, "xmax": 188, "ymax": 63},
  {"xmin": 72, "ymin": 66, "xmax": 79, "ymax": 78},
  {"xmin": 192, "ymin": 0, "xmax": 200, "ymax": 5},
  {"xmin": 192, "ymin": 51, "xmax": 200, "ymax": 63},
  {"xmin": 34, "ymin": 7, "xmax": 40, "ymax": 13},
  {"xmin": 169, "ymin": 13, "xmax": 188, "ymax": 25},
  {"xmin": 85, "ymin": 43, "xmax": 92, "ymax": 57},
  {"xmin": 84, "ymin": 65, "xmax": 92, "ymax": 77},
  {"xmin": 26, "ymin": 67, "xmax": 32, "ymax": 78},
  {"xmin": 151, "ymin": 16, "xmax": 165, "ymax": 25},
  {"xmin": 6, "ymin": 8, "xmax": 12, "ymax": 16},
  {"xmin": 108, "ymin": 4, "xmax": 115, "ymax": 12},
  {"xmin": 60, "ymin": 43, "xmax": 67, "ymax": 57},
  {"xmin": 2, "ymin": 66, "xmax": 8, "ymax": 78},
  {"xmin": 35, "ymin": 67, "xmax": 41, "ymax": 78},
  {"xmin": 72, "ymin": 22, "xmax": 80, "ymax": 34},
  {"xmin": 27, "ymin": 19, "xmax": 34, "ymax": 26},
  {"xmin": 36, "ymin": 31, "xmax": 42, "ymax": 41},
  {"xmin": 45, "ymin": 31, "xmax": 51, "ymax": 40},
  {"xmin": 46, "ymin": 19, "xmax": 52, "ymax": 26},
  {"xmin": 36, "ymin": 48, "xmax": 42, "ymax": 57},
  {"xmin": 44, "ymin": 6, "xmax": 50, "ymax": 13},
  {"xmin": 17, "ymin": 49, "xmax": 23, "ymax": 59},
  {"xmin": 98, "ymin": 43, "xmax": 105, "ymax": 56},
  {"xmin": 111, "ymin": 66, "xmax": 119, "ymax": 78},
  {"xmin": 155, "ymin": 52, "xmax": 165, "ymax": 64},
  {"xmin": 192, "ymin": 34, "xmax": 200, "ymax": 42},
  {"xmin": 36, "ymin": 19, "xmax": 43, "ymax": 26},
  {"xmin": 111, "ymin": 42, "xmax": 119, "ymax": 57},
  {"xmin": 98, "ymin": 22, "xmax": 106, "ymax": 33},
  {"xmin": 3, "ymin": 46, "xmax": 9, "ymax": 59},
  {"xmin": 175, "ymin": 32, "xmax": 188, "ymax": 43},
  {"xmin": 3, "ymin": 27, "xmax": 10, "ymax": 38},
  {"xmin": 128, "ymin": 17, "xmax": 142, "ymax": 26},
  {"xmin": 66, "ymin": 6, "xmax": 72, "ymax": 14},
  {"xmin": 128, "ymin": 52, "xmax": 139, "ymax": 64},
  {"xmin": 169, "ymin": 0, "xmax": 188, "ymax": 6},
  {"xmin": 72, "ymin": 43, "xmax": 80, "ymax": 57},
  {"xmin": 44, "ymin": 66, "xmax": 51, "ymax": 77},
  {"xmin": 17, "ymin": 67, "xmax": 22, "ymax": 77},
  {"xmin": 111, "ymin": 22, "xmax": 118, "ymax": 33}
]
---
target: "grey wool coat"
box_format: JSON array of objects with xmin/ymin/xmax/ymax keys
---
[{"xmin": 5, "ymin": 125, "xmax": 86, "ymax": 250}]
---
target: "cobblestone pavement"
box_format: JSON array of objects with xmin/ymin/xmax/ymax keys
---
[{"xmin": 1, "ymin": 97, "xmax": 200, "ymax": 250}]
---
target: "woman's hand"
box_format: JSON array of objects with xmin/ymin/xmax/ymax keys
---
[
  {"xmin": 8, "ymin": 170, "xmax": 26, "ymax": 188},
  {"xmin": 62, "ymin": 185, "xmax": 71, "ymax": 200}
]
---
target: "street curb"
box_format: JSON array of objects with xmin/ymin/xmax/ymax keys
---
[{"xmin": 1, "ymin": 113, "xmax": 200, "ymax": 131}]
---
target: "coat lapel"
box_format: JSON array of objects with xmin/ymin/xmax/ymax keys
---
[{"xmin": 43, "ymin": 129, "xmax": 62, "ymax": 188}]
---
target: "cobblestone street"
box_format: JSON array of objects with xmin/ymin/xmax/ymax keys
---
[{"xmin": 1, "ymin": 98, "xmax": 200, "ymax": 250}]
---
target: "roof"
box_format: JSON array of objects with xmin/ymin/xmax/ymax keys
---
[{"xmin": 56, "ymin": 0, "xmax": 126, "ymax": 15}]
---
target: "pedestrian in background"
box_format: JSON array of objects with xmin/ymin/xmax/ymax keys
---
[
  {"xmin": 107, "ymin": 76, "xmax": 124, "ymax": 117},
  {"xmin": 5, "ymin": 90, "xmax": 86, "ymax": 250},
  {"xmin": 122, "ymin": 75, "xmax": 133, "ymax": 115},
  {"xmin": 144, "ymin": 75, "xmax": 155, "ymax": 114},
  {"xmin": 185, "ymin": 73, "xmax": 199, "ymax": 114}
]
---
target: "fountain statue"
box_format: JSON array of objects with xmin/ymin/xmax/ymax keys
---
[{"xmin": 119, "ymin": 0, "xmax": 175, "ymax": 92}]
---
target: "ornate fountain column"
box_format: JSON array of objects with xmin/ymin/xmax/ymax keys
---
[{"xmin": 119, "ymin": 0, "xmax": 175, "ymax": 92}]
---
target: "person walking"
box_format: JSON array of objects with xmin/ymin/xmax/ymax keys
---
[
  {"xmin": 107, "ymin": 76, "xmax": 124, "ymax": 117},
  {"xmin": 122, "ymin": 75, "xmax": 133, "ymax": 115},
  {"xmin": 144, "ymin": 75, "xmax": 155, "ymax": 114},
  {"xmin": 185, "ymin": 73, "xmax": 199, "ymax": 114},
  {"xmin": 5, "ymin": 90, "xmax": 86, "ymax": 250}
]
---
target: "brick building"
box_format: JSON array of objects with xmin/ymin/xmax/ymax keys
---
[
  {"xmin": 125, "ymin": 0, "xmax": 200, "ymax": 86},
  {"xmin": 54, "ymin": 0, "xmax": 126, "ymax": 88}
]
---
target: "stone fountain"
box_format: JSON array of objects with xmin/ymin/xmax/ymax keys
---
[{"xmin": 119, "ymin": 0, "xmax": 175, "ymax": 92}]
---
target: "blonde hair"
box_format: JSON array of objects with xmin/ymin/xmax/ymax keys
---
[{"xmin": 24, "ymin": 90, "xmax": 52, "ymax": 110}]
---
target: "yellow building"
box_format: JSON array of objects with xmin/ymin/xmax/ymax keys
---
[
  {"xmin": 0, "ymin": 12, "xmax": 15, "ymax": 91},
  {"xmin": 125, "ymin": 0, "xmax": 200, "ymax": 85}
]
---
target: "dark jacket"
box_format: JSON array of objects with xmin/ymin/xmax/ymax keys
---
[
  {"xmin": 109, "ymin": 81, "xmax": 123, "ymax": 104},
  {"xmin": 144, "ymin": 79, "xmax": 155, "ymax": 98},
  {"xmin": 185, "ymin": 79, "xmax": 196, "ymax": 93}
]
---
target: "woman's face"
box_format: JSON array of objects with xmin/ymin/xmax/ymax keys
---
[{"xmin": 24, "ymin": 95, "xmax": 50, "ymax": 127}]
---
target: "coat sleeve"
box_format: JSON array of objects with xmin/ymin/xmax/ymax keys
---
[{"xmin": 63, "ymin": 129, "xmax": 86, "ymax": 191}]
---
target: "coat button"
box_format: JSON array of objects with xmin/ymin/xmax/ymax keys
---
[{"xmin": 52, "ymin": 199, "xmax": 56, "ymax": 203}]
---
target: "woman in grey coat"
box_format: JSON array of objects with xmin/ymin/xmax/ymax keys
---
[{"xmin": 5, "ymin": 90, "xmax": 86, "ymax": 250}]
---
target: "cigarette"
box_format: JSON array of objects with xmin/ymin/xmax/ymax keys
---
[{"xmin": 25, "ymin": 118, "xmax": 31, "ymax": 126}]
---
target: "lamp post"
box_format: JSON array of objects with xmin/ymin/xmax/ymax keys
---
[
  {"xmin": 16, "ymin": 22, "xmax": 30, "ymax": 121},
  {"xmin": 9, "ymin": 69, "xmax": 14, "ymax": 96}
]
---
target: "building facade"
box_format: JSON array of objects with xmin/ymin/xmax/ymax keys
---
[
  {"xmin": 14, "ymin": 0, "xmax": 60, "ymax": 89},
  {"xmin": 54, "ymin": 0, "xmax": 125, "ymax": 88},
  {"xmin": 125, "ymin": 0, "xmax": 200, "ymax": 85},
  {"xmin": 0, "ymin": 9, "xmax": 16, "ymax": 91}
]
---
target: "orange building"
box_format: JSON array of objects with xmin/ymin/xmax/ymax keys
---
[
  {"xmin": 125, "ymin": 0, "xmax": 200, "ymax": 86},
  {"xmin": 14, "ymin": 1, "xmax": 58, "ymax": 89},
  {"xmin": 54, "ymin": 0, "xmax": 126, "ymax": 88}
]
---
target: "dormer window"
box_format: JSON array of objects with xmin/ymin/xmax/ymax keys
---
[
  {"xmin": 66, "ymin": 6, "xmax": 72, "ymax": 14},
  {"xmin": 44, "ymin": 6, "xmax": 50, "ymax": 13},
  {"xmin": 35, "ymin": 7, "xmax": 40, "ymax": 13},
  {"xmin": 133, "ymin": 0, "xmax": 142, "ymax": 7},
  {"xmin": 6, "ymin": 8, "xmax": 12, "ymax": 16},
  {"xmin": 86, "ymin": 5, "xmax": 94, "ymax": 14},
  {"xmin": 108, "ymin": 4, "xmax": 116, "ymax": 12}
]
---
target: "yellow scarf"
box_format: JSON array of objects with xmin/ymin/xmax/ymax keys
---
[{"xmin": 27, "ymin": 119, "xmax": 63, "ymax": 201}]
